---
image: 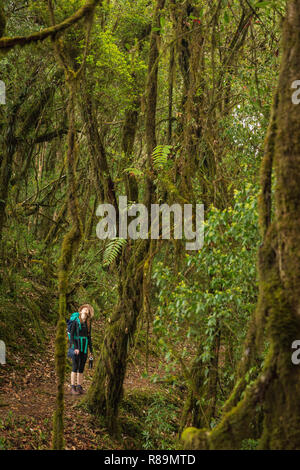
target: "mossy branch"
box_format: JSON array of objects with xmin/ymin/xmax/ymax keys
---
[
  {"xmin": 182, "ymin": 365, "xmax": 275, "ymax": 450},
  {"xmin": 0, "ymin": 0, "xmax": 102, "ymax": 51}
]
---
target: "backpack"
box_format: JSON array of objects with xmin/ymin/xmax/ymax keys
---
[{"xmin": 66, "ymin": 312, "xmax": 81, "ymax": 347}]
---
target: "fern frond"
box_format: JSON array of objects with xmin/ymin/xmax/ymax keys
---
[
  {"xmin": 103, "ymin": 237, "xmax": 127, "ymax": 266},
  {"xmin": 152, "ymin": 145, "xmax": 172, "ymax": 170}
]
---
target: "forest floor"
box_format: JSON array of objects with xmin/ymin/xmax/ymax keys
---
[{"xmin": 0, "ymin": 318, "xmax": 184, "ymax": 450}]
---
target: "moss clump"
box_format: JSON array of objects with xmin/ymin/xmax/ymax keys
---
[
  {"xmin": 181, "ymin": 427, "xmax": 209, "ymax": 450},
  {"xmin": 121, "ymin": 389, "xmax": 156, "ymax": 417}
]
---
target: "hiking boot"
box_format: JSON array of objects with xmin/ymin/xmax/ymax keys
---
[
  {"xmin": 76, "ymin": 385, "xmax": 85, "ymax": 394},
  {"xmin": 70, "ymin": 385, "xmax": 79, "ymax": 395}
]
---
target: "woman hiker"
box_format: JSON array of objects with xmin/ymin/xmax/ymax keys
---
[{"xmin": 70, "ymin": 303, "xmax": 94, "ymax": 395}]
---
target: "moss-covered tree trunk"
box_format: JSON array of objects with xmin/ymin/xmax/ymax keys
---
[
  {"xmin": 86, "ymin": 239, "xmax": 149, "ymax": 433},
  {"xmin": 182, "ymin": 0, "xmax": 300, "ymax": 450},
  {"xmin": 80, "ymin": 86, "xmax": 117, "ymax": 207},
  {"xmin": 180, "ymin": 328, "xmax": 221, "ymax": 432},
  {"xmin": 52, "ymin": 79, "xmax": 83, "ymax": 450}
]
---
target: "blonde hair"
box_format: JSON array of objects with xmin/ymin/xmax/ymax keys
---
[{"xmin": 78, "ymin": 303, "xmax": 94, "ymax": 331}]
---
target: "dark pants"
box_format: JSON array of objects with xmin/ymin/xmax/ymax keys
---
[{"xmin": 72, "ymin": 351, "xmax": 87, "ymax": 373}]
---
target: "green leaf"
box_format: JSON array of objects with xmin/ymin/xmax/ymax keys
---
[
  {"xmin": 160, "ymin": 16, "xmax": 165, "ymax": 28},
  {"xmin": 255, "ymin": 1, "xmax": 271, "ymax": 7},
  {"xmin": 103, "ymin": 238, "xmax": 127, "ymax": 266}
]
